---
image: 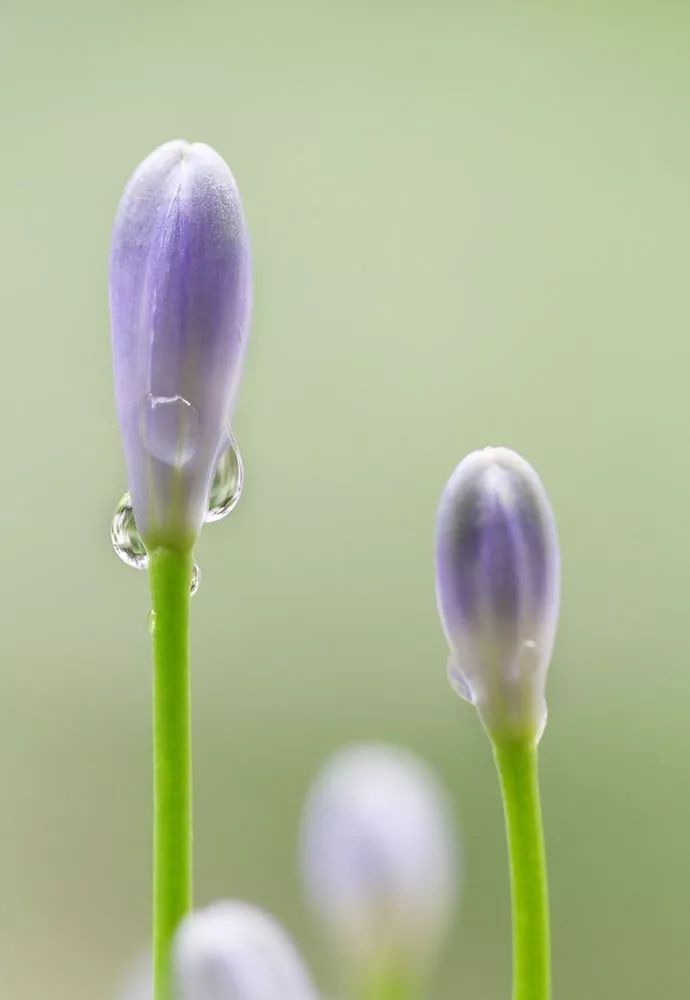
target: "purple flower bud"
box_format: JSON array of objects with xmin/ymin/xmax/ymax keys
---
[
  {"xmin": 173, "ymin": 901, "xmax": 318, "ymax": 1000},
  {"xmin": 110, "ymin": 140, "xmax": 251, "ymax": 548},
  {"xmin": 435, "ymin": 447, "xmax": 560, "ymax": 743},
  {"xmin": 300, "ymin": 744, "xmax": 458, "ymax": 972}
]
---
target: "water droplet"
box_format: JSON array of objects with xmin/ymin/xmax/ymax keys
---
[
  {"xmin": 535, "ymin": 698, "xmax": 548, "ymax": 744},
  {"xmin": 111, "ymin": 493, "xmax": 148, "ymax": 569},
  {"xmin": 507, "ymin": 638, "xmax": 540, "ymax": 680},
  {"xmin": 139, "ymin": 394, "xmax": 200, "ymax": 467},
  {"xmin": 206, "ymin": 430, "xmax": 244, "ymax": 522},
  {"xmin": 148, "ymin": 609, "xmax": 156, "ymax": 634},
  {"xmin": 447, "ymin": 653, "xmax": 474, "ymax": 704},
  {"xmin": 112, "ymin": 492, "xmax": 200, "ymax": 596}
]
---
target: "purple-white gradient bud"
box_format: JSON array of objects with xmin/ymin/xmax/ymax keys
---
[
  {"xmin": 435, "ymin": 447, "xmax": 560, "ymax": 744},
  {"xmin": 300, "ymin": 744, "xmax": 458, "ymax": 975},
  {"xmin": 173, "ymin": 901, "xmax": 318, "ymax": 1000},
  {"xmin": 110, "ymin": 140, "xmax": 251, "ymax": 550}
]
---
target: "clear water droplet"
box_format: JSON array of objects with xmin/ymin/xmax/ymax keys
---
[
  {"xmin": 112, "ymin": 492, "xmax": 200, "ymax": 596},
  {"xmin": 148, "ymin": 609, "xmax": 156, "ymax": 634},
  {"xmin": 206, "ymin": 430, "xmax": 244, "ymax": 522},
  {"xmin": 111, "ymin": 493, "xmax": 148, "ymax": 569},
  {"xmin": 139, "ymin": 394, "xmax": 200, "ymax": 467},
  {"xmin": 507, "ymin": 638, "xmax": 540, "ymax": 681},
  {"xmin": 447, "ymin": 653, "xmax": 474, "ymax": 704},
  {"xmin": 535, "ymin": 698, "xmax": 548, "ymax": 744}
]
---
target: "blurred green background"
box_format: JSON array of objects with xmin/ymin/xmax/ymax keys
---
[{"xmin": 2, "ymin": 1, "xmax": 689, "ymax": 997}]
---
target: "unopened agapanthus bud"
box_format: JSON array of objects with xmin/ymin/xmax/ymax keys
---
[
  {"xmin": 110, "ymin": 139, "xmax": 251, "ymax": 549},
  {"xmin": 435, "ymin": 447, "xmax": 560, "ymax": 744},
  {"xmin": 300, "ymin": 744, "xmax": 458, "ymax": 977},
  {"xmin": 173, "ymin": 901, "xmax": 318, "ymax": 1000}
]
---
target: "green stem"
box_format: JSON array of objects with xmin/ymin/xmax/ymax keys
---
[
  {"xmin": 149, "ymin": 547, "xmax": 193, "ymax": 1000},
  {"xmin": 493, "ymin": 740, "xmax": 550, "ymax": 1000}
]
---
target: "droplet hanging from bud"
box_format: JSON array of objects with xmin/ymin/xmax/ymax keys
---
[
  {"xmin": 446, "ymin": 654, "xmax": 475, "ymax": 704},
  {"xmin": 111, "ymin": 493, "xmax": 202, "ymax": 595},
  {"xmin": 206, "ymin": 428, "xmax": 244, "ymax": 523},
  {"xmin": 111, "ymin": 492, "xmax": 148, "ymax": 569}
]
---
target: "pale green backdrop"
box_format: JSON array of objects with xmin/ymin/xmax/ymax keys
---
[{"xmin": 1, "ymin": 1, "xmax": 689, "ymax": 997}]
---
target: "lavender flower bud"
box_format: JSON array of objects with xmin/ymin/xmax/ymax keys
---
[
  {"xmin": 110, "ymin": 140, "xmax": 251, "ymax": 549},
  {"xmin": 435, "ymin": 447, "xmax": 560, "ymax": 744},
  {"xmin": 173, "ymin": 901, "xmax": 318, "ymax": 1000},
  {"xmin": 300, "ymin": 744, "xmax": 458, "ymax": 973}
]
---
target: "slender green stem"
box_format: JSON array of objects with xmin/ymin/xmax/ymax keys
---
[
  {"xmin": 149, "ymin": 546, "xmax": 193, "ymax": 1000},
  {"xmin": 493, "ymin": 740, "xmax": 550, "ymax": 1000}
]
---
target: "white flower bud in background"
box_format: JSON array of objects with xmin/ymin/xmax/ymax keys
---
[
  {"xmin": 435, "ymin": 447, "xmax": 561, "ymax": 744},
  {"xmin": 117, "ymin": 955, "xmax": 151, "ymax": 1000},
  {"xmin": 300, "ymin": 744, "xmax": 458, "ymax": 977},
  {"xmin": 173, "ymin": 901, "xmax": 318, "ymax": 1000}
]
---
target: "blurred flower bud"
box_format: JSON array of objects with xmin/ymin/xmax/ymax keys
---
[
  {"xmin": 117, "ymin": 955, "xmax": 151, "ymax": 1000},
  {"xmin": 300, "ymin": 744, "xmax": 458, "ymax": 977},
  {"xmin": 173, "ymin": 901, "xmax": 318, "ymax": 1000},
  {"xmin": 435, "ymin": 447, "xmax": 560, "ymax": 744},
  {"xmin": 110, "ymin": 139, "xmax": 252, "ymax": 549}
]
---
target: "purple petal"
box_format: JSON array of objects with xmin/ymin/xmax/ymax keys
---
[
  {"xmin": 300, "ymin": 743, "xmax": 458, "ymax": 968},
  {"xmin": 435, "ymin": 448, "xmax": 560, "ymax": 742},
  {"xmin": 110, "ymin": 140, "xmax": 251, "ymax": 547}
]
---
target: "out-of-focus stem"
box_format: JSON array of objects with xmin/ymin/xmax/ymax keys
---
[{"xmin": 356, "ymin": 965, "xmax": 420, "ymax": 1000}]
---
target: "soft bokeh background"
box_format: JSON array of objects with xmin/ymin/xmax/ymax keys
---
[{"xmin": 2, "ymin": 1, "xmax": 689, "ymax": 997}]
